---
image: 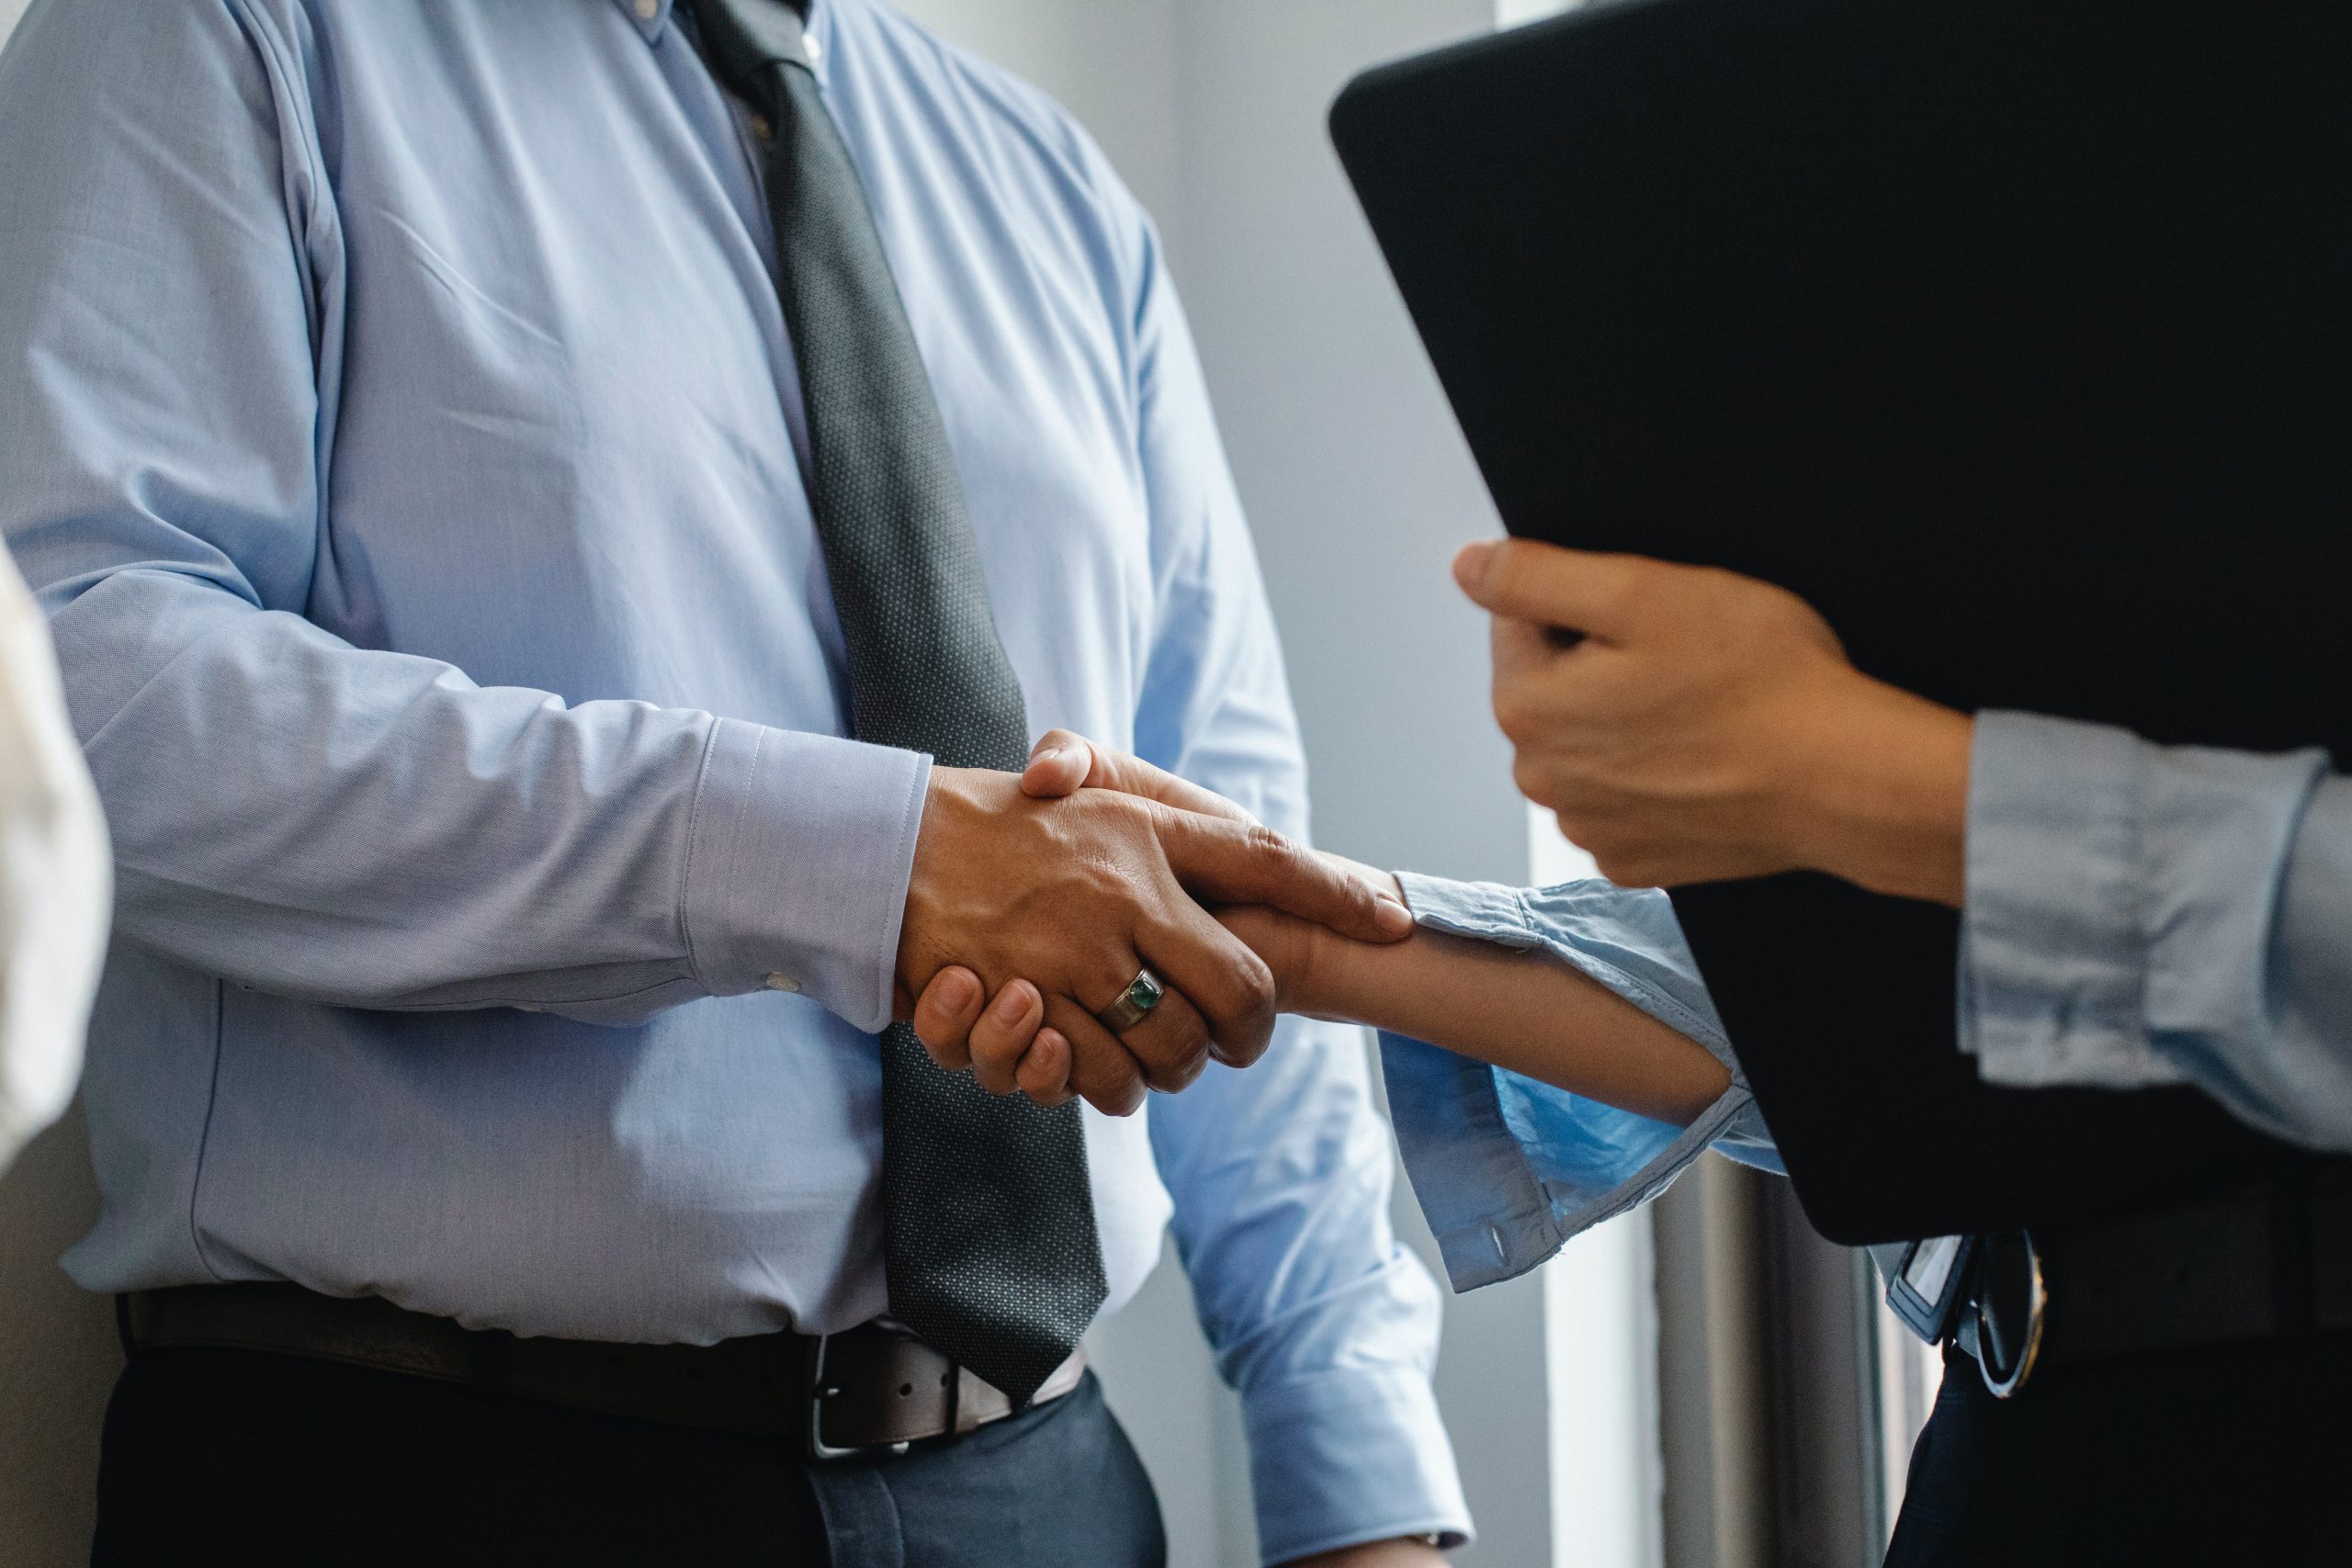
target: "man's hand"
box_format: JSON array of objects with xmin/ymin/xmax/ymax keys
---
[
  {"xmin": 1453, "ymin": 537, "xmax": 1972, "ymax": 904},
  {"xmin": 918, "ymin": 899, "xmax": 1381, "ymax": 1111},
  {"xmin": 910, "ymin": 735, "xmax": 1408, "ymax": 1109},
  {"xmin": 896, "ymin": 761, "xmax": 1413, "ymax": 1115},
  {"xmin": 1019, "ymin": 736, "xmax": 1408, "ymax": 994}
]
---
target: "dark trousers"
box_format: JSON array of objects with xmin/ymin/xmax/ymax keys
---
[
  {"xmin": 1884, "ymin": 1331, "xmax": 2352, "ymax": 1567},
  {"xmin": 92, "ymin": 1347, "xmax": 1165, "ymax": 1568}
]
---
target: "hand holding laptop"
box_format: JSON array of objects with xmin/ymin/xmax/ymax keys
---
[{"xmin": 1451, "ymin": 536, "xmax": 1973, "ymax": 907}]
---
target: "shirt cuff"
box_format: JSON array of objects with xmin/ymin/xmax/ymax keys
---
[
  {"xmin": 1381, "ymin": 874, "xmax": 1771, "ymax": 1291},
  {"xmin": 1241, "ymin": 1363, "xmax": 1472, "ymax": 1564},
  {"xmin": 1962, "ymin": 709, "xmax": 2332, "ymax": 1097},
  {"xmin": 678, "ymin": 717, "xmax": 931, "ymax": 1032},
  {"xmin": 1959, "ymin": 711, "xmax": 2169, "ymax": 1087}
]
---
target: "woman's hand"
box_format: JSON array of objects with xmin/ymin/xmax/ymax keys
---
[{"xmin": 1453, "ymin": 538, "xmax": 1972, "ymax": 905}]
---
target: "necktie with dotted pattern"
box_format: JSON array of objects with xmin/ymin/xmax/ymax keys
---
[{"xmin": 685, "ymin": 0, "xmax": 1107, "ymax": 1407}]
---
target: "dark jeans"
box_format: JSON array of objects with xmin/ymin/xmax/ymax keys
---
[
  {"xmin": 93, "ymin": 1347, "xmax": 1165, "ymax": 1568},
  {"xmin": 1884, "ymin": 1332, "xmax": 2352, "ymax": 1567}
]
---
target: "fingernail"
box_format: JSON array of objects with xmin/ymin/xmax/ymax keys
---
[
  {"xmin": 1032, "ymin": 745, "xmax": 1062, "ymax": 765},
  {"xmin": 936, "ymin": 970, "xmax": 978, "ymax": 1011},
  {"xmin": 1453, "ymin": 539, "xmax": 1497, "ymax": 592},
  {"xmin": 991, "ymin": 984, "xmax": 1032, "ymax": 1021},
  {"xmin": 1376, "ymin": 896, "xmax": 1415, "ymax": 936}
]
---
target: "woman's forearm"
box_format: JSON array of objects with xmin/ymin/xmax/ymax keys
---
[{"xmin": 1290, "ymin": 922, "xmax": 1733, "ymax": 1126}]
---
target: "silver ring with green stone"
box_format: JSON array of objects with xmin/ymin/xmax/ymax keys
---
[{"xmin": 1094, "ymin": 968, "xmax": 1167, "ymax": 1035}]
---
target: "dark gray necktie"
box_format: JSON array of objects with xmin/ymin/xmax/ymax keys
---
[{"xmin": 686, "ymin": 0, "xmax": 1106, "ymax": 1406}]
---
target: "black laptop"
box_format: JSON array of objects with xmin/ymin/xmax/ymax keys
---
[{"xmin": 1331, "ymin": 0, "xmax": 2352, "ymax": 1244}]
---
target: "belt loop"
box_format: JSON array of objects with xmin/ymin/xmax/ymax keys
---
[{"xmin": 806, "ymin": 1461, "xmax": 907, "ymax": 1568}]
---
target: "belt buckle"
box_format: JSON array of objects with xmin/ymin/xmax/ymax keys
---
[
  {"xmin": 804, "ymin": 1331, "xmax": 921, "ymax": 1462},
  {"xmin": 1971, "ymin": 1230, "xmax": 2048, "ymax": 1399}
]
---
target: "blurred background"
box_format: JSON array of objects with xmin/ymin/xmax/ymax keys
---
[{"xmin": 0, "ymin": 2, "xmax": 1939, "ymax": 1563}]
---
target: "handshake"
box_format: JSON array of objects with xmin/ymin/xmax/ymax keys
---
[{"xmin": 893, "ymin": 729, "xmax": 1416, "ymax": 1117}]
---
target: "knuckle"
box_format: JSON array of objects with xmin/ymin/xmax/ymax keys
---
[
  {"xmin": 1135, "ymin": 1021, "xmax": 1204, "ymax": 1080},
  {"xmin": 1138, "ymin": 1025, "xmax": 1209, "ymax": 1090},
  {"xmin": 1192, "ymin": 945, "xmax": 1272, "ymax": 1025},
  {"xmin": 1223, "ymin": 1015, "xmax": 1276, "ymax": 1067},
  {"xmin": 1077, "ymin": 856, "xmax": 1132, "ymax": 909},
  {"xmin": 1233, "ymin": 950, "xmax": 1276, "ymax": 1015},
  {"xmin": 1239, "ymin": 821, "xmax": 1293, "ymax": 864},
  {"xmin": 1074, "ymin": 1055, "xmax": 1147, "ymax": 1116},
  {"xmin": 1157, "ymin": 1054, "xmax": 1207, "ymax": 1094},
  {"xmin": 1168, "ymin": 1012, "xmax": 1212, "ymax": 1068}
]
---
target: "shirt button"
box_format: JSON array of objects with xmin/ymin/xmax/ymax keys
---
[
  {"xmin": 749, "ymin": 112, "xmax": 773, "ymax": 141},
  {"xmin": 764, "ymin": 972, "xmax": 802, "ymax": 994},
  {"xmin": 803, "ymin": 31, "xmax": 822, "ymax": 62},
  {"xmin": 634, "ymin": 0, "xmax": 657, "ymax": 18}
]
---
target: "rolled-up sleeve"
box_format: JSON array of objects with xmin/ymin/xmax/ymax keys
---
[
  {"xmin": 1380, "ymin": 874, "xmax": 1779, "ymax": 1293},
  {"xmin": 1961, "ymin": 709, "xmax": 2352, "ymax": 1150}
]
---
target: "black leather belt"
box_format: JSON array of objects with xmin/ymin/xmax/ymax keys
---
[
  {"xmin": 1952, "ymin": 1174, "xmax": 2352, "ymax": 1395},
  {"xmin": 121, "ymin": 1284, "xmax": 1086, "ymax": 1458}
]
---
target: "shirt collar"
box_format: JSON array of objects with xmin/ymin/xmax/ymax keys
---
[{"xmin": 616, "ymin": 0, "xmax": 829, "ymax": 51}]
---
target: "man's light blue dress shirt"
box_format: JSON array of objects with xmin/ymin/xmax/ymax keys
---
[{"xmin": 0, "ymin": 0, "xmax": 1467, "ymax": 1556}]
